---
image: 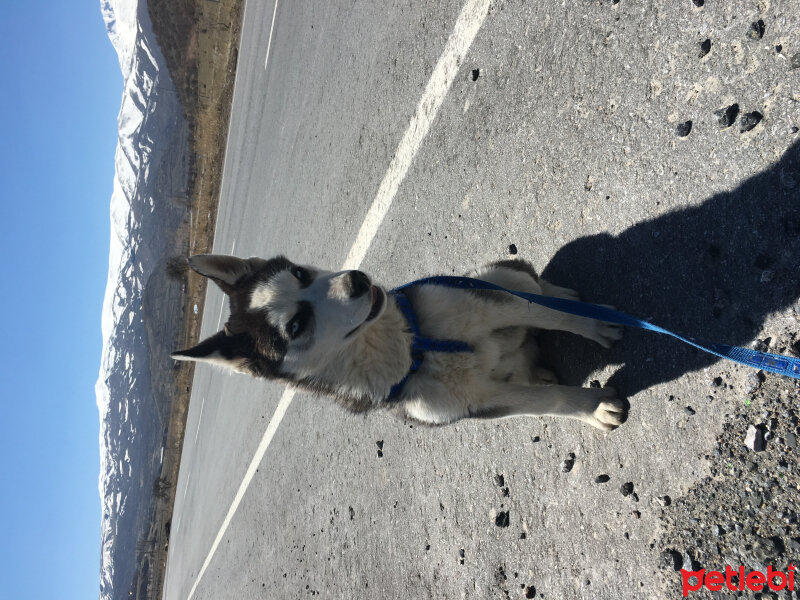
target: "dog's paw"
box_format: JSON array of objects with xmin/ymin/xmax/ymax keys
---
[
  {"xmin": 584, "ymin": 389, "xmax": 627, "ymax": 431},
  {"xmin": 588, "ymin": 320, "xmax": 624, "ymax": 349}
]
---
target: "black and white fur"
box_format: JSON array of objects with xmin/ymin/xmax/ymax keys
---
[{"xmin": 172, "ymin": 255, "xmax": 627, "ymax": 430}]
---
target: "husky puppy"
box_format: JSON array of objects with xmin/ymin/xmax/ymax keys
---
[{"xmin": 172, "ymin": 255, "xmax": 626, "ymax": 430}]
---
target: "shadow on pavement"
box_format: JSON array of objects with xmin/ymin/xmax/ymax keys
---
[{"xmin": 540, "ymin": 140, "xmax": 800, "ymax": 398}]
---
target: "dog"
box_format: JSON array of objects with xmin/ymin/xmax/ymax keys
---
[{"xmin": 171, "ymin": 255, "xmax": 627, "ymax": 430}]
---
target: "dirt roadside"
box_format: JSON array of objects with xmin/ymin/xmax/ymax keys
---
[{"xmin": 132, "ymin": 1, "xmax": 244, "ymax": 598}]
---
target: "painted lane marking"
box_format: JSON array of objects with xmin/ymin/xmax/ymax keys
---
[
  {"xmin": 186, "ymin": 1, "xmax": 491, "ymax": 596},
  {"xmin": 264, "ymin": 0, "xmax": 279, "ymax": 71},
  {"xmin": 186, "ymin": 389, "xmax": 293, "ymax": 600},
  {"xmin": 215, "ymin": 240, "xmax": 236, "ymax": 331},
  {"xmin": 194, "ymin": 397, "xmax": 206, "ymax": 445},
  {"xmin": 343, "ymin": 0, "xmax": 492, "ymax": 269}
]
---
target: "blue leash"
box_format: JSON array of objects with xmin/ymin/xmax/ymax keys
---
[{"xmin": 386, "ymin": 276, "xmax": 800, "ymax": 399}]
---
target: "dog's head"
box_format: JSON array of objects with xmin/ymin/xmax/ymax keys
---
[{"xmin": 171, "ymin": 255, "xmax": 387, "ymax": 380}]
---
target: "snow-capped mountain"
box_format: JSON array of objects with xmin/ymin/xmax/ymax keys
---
[{"xmin": 97, "ymin": 1, "xmax": 191, "ymax": 597}]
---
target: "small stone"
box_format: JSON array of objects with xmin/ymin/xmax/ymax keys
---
[
  {"xmin": 740, "ymin": 111, "xmax": 763, "ymax": 133},
  {"xmin": 525, "ymin": 585, "xmax": 536, "ymax": 598},
  {"xmin": 495, "ymin": 511, "xmax": 510, "ymax": 528},
  {"xmin": 691, "ymin": 0, "xmax": 704, "ymax": 6},
  {"xmin": 747, "ymin": 19, "xmax": 765, "ymax": 40},
  {"xmin": 754, "ymin": 536, "xmax": 785, "ymax": 559},
  {"xmin": 520, "ymin": 532, "xmax": 527, "ymax": 539},
  {"xmin": 662, "ymin": 549, "xmax": 682, "ymax": 571},
  {"xmin": 595, "ymin": 474, "xmax": 611, "ymax": 483},
  {"xmin": 699, "ymin": 38, "xmax": 711, "ymax": 58},
  {"xmin": 657, "ymin": 495, "xmax": 672, "ymax": 507},
  {"xmin": 676, "ymin": 120, "xmax": 693, "ymax": 137},
  {"xmin": 712, "ymin": 524, "xmax": 725, "ymax": 537},
  {"xmin": 785, "ymin": 432, "xmax": 797, "ymax": 449},
  {"xmin": 714, "ymin": 103, "xmax": 739, "ymax": 129},
  {"xmin": 508, "ymin": 243, "xmax": 518, "ymax": 255},
  {"xmin": 494, "ymin": 474, "xmax": 505, "ymax": 488},
  {"xmin": 745, "ymin": 424, "xmax": 766, "ymax": 451},
  {"xmin": 745, "ymin": 370, "xmax": 763, "ymax": 394},
  {"xmin": 471, "ymin": 68, "xmax": 480, "ymax": 81},
  {"xmin": 754, "ymin": 338, "xmax": 771, "ymax": 352},
  {"xmin": 685, "ymin": 406, "xmax": 696, "ymax": 416},
  {"xmin": 792, "ymin": 53, "xmax": 800, "ymax": 69},
  {"xmin": 561, "ymin": 453, "xmax": 576, "ymax": 473},
  {"xmin": 620, "ymin": 482, "xmax": 634, "ymax": 496}
]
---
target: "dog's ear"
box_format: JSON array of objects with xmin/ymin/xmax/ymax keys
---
[
  {"xmin": 171, "ymin": 330, "xmax": 255, "ymax": 374},
  {"xmin": 187, "ymin": 255, "xmax": 267, "ymax": 294}
]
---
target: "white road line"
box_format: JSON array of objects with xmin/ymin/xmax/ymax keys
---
[
  {"xmin": 194, "ymin": 397, "xmax": 206, "ymax": 445},
  {"xmin": 264, "ymin": 0, "xmax": 279, "ymax": 71},
  {"xmin": 215, "ymin": 298, "xmax": 226, "ymax": 331},
  {"xmin": 186, "ymin": 1, "xmax": 490, "ymax": 596},
  {"xmin": 215, "ymin": 240, "xmax": 236, "ymax": 330},
  {"xmin": 343, "ymin": 0, "xmax": 491, "ymax": 269},
  {"xmin": 182, "ymin": 472, "xmax": 190, "ymax": 503},
  {"xmin": 187, "ymin": 389, "xmax": 294, "ymax": 600}
]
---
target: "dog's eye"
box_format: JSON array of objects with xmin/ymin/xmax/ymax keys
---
[
  {"xmin": 286, "ymin": 314, "xmax": 305, "ymax": 339},
  {"xmin": 286, "ymin": 303, "xmax": 312, "ymax": 339},
  {"xmin": 291, "ymin": 267, "xmax": 310, "ymax": 285},
  {"xmin": 288, "ymin": 317, "xmax": 304, "ymax": 338}
]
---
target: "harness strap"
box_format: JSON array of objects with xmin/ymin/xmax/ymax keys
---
[
  {"xmin": 396, "ymin": 276, "xmax": 800, "ymax": 381},
  {"xmin": 387, "ymin": 291, "xmax": 473, "ymax": 400},
  {"xmin": 385, "ymin": 274, "xmax": 800, "ymax": 402}
]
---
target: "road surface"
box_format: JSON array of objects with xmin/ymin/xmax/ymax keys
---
[{"xmin": 163, "ymin": 1, "xmax": 800, "ymax": 598}]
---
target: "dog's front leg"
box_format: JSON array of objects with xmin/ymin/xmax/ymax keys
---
[
  {"xmin": 468, "ymin": 382, "xmax": 626, "ymax": 431},
  {"xmin": 490, "ymin": 298, "xmax": 624, "ymax": 348}
]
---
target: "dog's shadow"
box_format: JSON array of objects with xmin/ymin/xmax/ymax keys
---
[{"xmin": 538, "ymin": 140, "xmax": 800, "ymax": 398}]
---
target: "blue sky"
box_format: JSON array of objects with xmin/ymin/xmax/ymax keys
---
[{"xmin": 0, "ymin": 2, "xmax": 119, "ymax": 598}]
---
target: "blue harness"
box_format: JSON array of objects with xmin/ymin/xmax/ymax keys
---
[
  {"xmin": 385, "ymin": 276, "xmax": 800, "ymax": 401},
  {"xmin": 386, "ymin": 290, "xmax": 473, "ymax": 400}
]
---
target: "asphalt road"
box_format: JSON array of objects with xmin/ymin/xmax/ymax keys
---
[{"xmin": 163, "ymin": 1, "xmax": 800, "ymax": 598}]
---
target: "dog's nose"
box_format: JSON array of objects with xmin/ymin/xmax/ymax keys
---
[{"xmin": 348, "ymin": 270, "xmax": 371, "ymax": 298}]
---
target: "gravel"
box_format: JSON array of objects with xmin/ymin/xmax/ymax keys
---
[
  {"xmin": 740, "ymin": 111, "xmax": 763, "ymax": 133},
  {"xmin": 561, "ymin": 453, "xmax": 576, "ymax": 473},
  {"xmin": 714, "ymin": 103, "xmax": 739, "ymax": 129},
  {"xmin": 675, "ymin": 120, "xmax": 693, "ymax": 137},
  {"xmin": 658, "ymin": 375, "xmax": 800, "ymax": 596}
]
